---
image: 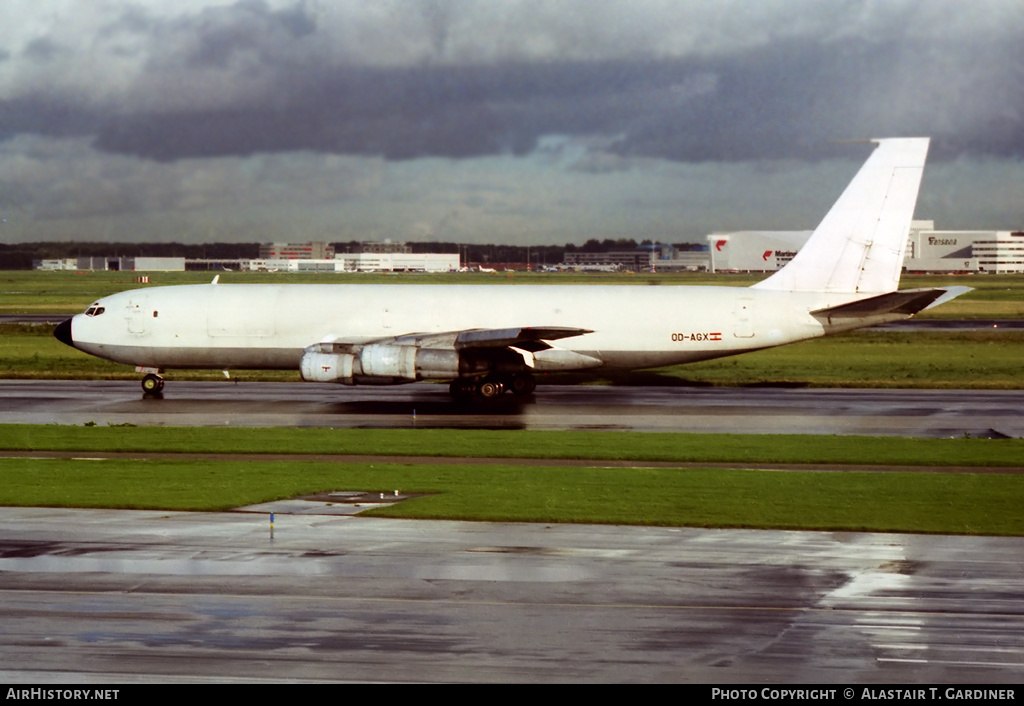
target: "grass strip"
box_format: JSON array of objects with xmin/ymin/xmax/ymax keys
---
[
  {"xmin": 1, "ymin": 425, "xmax": 1022, "ymax": 467},
  {"xmin": 1, "ymin": 458, "xmax": 1022, "ymax": 535}
]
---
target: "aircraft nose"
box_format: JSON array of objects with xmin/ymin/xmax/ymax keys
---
[{"xmin": 54, "ymin": 318, "xmax": 75, "ymax": 348}]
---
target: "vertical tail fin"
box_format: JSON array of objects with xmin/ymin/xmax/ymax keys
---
[{"xmin": 752, "ymin": 138, "xmax": 929, "ymax": 294}]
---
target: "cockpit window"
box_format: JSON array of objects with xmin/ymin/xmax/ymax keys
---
[{"xmin": 84, "ymin": 306, "xmax": 106, "ymax": 317}]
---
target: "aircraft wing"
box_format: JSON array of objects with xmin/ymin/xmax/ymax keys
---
[
  {"xmin": 393, "ymin": 327, "xmax": 602, "ymax": 370},
  {"xmin": 395, "ymin": 326, "xmax": 593, "ymax": 352},
  {"xmin": 306, "ymin": 326, "xmax": 601, "ymax": 378}
]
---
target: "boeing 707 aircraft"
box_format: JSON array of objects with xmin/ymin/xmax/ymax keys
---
[{"xmin": 54, "ymin": 138, "xmax": 966, "ymax": 400}]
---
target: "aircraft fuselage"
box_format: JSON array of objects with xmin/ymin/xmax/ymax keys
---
[{"xmin": 64, "ymin": 282, "xmax": 840, "ymax": 373}]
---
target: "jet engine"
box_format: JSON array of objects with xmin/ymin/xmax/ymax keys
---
[
  {"xmin": 299, "ymin": 342, "xmax": 486, "ymax": 384},
  {"xmin": 300, "ymin": 349, "xmax": 357, "ymax": 383}
]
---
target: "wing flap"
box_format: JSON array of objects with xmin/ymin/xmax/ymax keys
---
[{"xmin": 510, "ymin": 346, "xmax": 604, "ymax": 371}]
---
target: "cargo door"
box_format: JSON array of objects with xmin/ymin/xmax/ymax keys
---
[
  {"xmin": 126, "ymin": 295, "xmax": 147, "ymax": 335},
  {"xmin": 733, "ymin": 297, "xmax": 755, "ymax": 338}
]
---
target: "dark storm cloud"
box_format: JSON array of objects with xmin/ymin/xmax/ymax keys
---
[
  {"xmin": 0, "ymin": 94, "xmax": 100, "ymax": 141},
  {"xmin": 88, "ymin": 36, "xmax": 1024, "ymax": 164},
  {"xmin": 4, "ymin": 0, "xmax": 1024, "ymax": 164},
  {"xmin": 173, "ymin": 0, "xmax": 317, "ymax": 70},
  {"xmin": 91, "ymin": 59, "xmax": 716, "ymax": 161}
]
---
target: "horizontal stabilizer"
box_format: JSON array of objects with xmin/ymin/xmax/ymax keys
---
[
  {"xmin": 920, "ymin": 285, "xmax": 973, "ymax": 311},
  {"xmin": 811, "ymin": 287, "xmax": 971, "ymax": 330}
]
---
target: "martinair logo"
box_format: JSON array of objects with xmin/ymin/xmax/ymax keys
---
[{"xmin": 762, "ymin": 250, "xmax": 773, "ymax": 261}]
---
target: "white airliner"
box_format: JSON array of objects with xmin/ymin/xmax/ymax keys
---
[{"xmin": 55, "ymin": 138, "xmax": 967, "ymax": 400}]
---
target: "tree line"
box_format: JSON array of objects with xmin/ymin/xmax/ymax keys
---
[{"xmin": 1, "ymin": 239, "xmax": 705, "ymax": 269}]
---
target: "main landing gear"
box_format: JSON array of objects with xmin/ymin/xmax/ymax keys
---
[
  {"xmin": 141, "ymin": 373, "xmax": 165, "ymax": 398},
  {"xmin": 449, "ymin": 373, "xmax": 536, "ymax": 402}
]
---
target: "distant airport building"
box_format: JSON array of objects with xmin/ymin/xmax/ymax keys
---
[
  {"xmin": 34, "ymin": 258, "xmax": 79, "ymax": 271},
  {"xmin": 971, "ymin": 232, "xmax": 1024, "ymax": 274},
  {"xmin": 667, "ymin": 251, "xmax": 711, "ymax": 271},
  {"xmin": 563, "ymin": 243, "xmax": 707, "ymax": 272},
  {"xmin": 337, "ymin": 252, "xmax": 458, "ymax": 272},
  {"xmin": 708, "ymin": 221, "xmax": 1024, "ymax": 274},
  {"xmin": 352, "ymin": 240, "xmax": 412, "ymax": 254},
  {"xmin": 132, "ymin": 257, "xmax": 186, "ymax": 272},
  {"xmin": 248, "ymin": 251, "xmax": 459, "ymax": 273},
  {"xmin": 258, "ymin": 242, "xmax": 335, "ymax": 260},
  {"xmin": 251, "ymin": 241, "xmax": 455, "ymax": 272},
  {"xmin": 903, "ymin": 222, "xmax": 1024, "ymax": 274},
  {"xmin": 36, "ymin": 242, "xmax": 457, "ymax": 274},
  {"xmin": 707, "ymin": 231, "xmax": 810, "ymax": 273},
  {"xmin": 34, "ymin": 256, "xmax": 186, "ymax": 272},
  {"xmin": 563, "ymin": 250, "xmax": 654, "ymax": 271}
]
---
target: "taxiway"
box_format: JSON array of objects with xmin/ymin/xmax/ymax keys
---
[{"xmin": 0, "ymin": 379, "xmax": 1021, "ymax": 437}]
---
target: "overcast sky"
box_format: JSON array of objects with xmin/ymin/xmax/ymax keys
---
[{"xmin": 1, "ymin": 0, "xmax": 1022, "ymax": 246}]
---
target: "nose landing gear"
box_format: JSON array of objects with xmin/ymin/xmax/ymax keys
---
[{"xmin": 141, "ymin": 373, "xmax": 165, "ymax": 398}]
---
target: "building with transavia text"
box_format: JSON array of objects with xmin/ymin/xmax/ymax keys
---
[{"xmin": 708, "ymin": 221, "xmax": 1024, "ymax": 274}]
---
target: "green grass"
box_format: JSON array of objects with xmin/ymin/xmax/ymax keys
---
[
  {"xmin": 1, "ymin": 457, "xmax": 1022, "ymax": 535},
  {"xmin": 2, "ymin": 426, "xmax": 1021, "ymax": 534},
  {"xmin": 646, "ymin": 329, "xmax": 1024, "ymax": 389},
  {"xmin": 1, "ymin": 425, "xmax": 1022, "ymax": 467}
]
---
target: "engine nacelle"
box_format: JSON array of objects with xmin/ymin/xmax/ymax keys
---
[
  {"xmin": 359, "ymin": 343, "xmax": 419, "ymax": 378},
  {"xmin": 411, "ymin": 348, "xmax": 463, "ymax": 379},
  {"xmin": 300, "ymin": 344, "xmax": 467, "ymax": 384},
  {"xmin": 300, "ymin": 350, "xmax": 356, "ymax": 383}
]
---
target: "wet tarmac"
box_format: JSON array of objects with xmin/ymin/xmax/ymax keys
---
[
  {"xmin": 2, "ymin": 507, "xmax": 1023, "ymax": 683},
  {"xmin": 2, "ymin": 377, "xmax": 1022, "ymax": 683},
  {"xmin": 0, "ymin": 379, "xmax": 1021, "ymax": 438}
]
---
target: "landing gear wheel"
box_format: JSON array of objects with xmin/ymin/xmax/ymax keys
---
[
  {"xmin": 141, "ymin": 373, "xmax": 164, "ymax": 398},
  {"xmin": 476, "ymin": 378, "xmax": 505, "ymax": 401},
  {"xmin": 509, "ymin": 373, "xmax": 536, "ymax": 396}
]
